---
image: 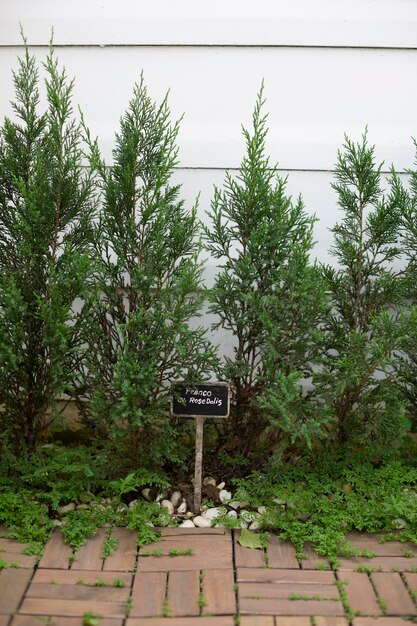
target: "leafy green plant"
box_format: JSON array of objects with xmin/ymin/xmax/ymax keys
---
[
  {"xmin": 76, "ymin": 73, "xmax": 217, "ymax": 470},
  {"xmin": 0, "ymin": 37, "xmax": 95, "ymax": 454},
  {"xmin": 204, "ymin": 84, "xmax": 330, "ymax": 468},
  {"xmin": 168, "ymin": 547, "xmax": 194, "ymax": 557},
  {"xmin": 318, "ymin": 131, "xmax": 406, "ymax": 449}
]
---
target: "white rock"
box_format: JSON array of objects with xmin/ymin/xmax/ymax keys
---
[
  {"xmin": 145, "ymin": 521, "xmax": 154, "ymax": 527},
  {"xmin": 217, "ymin": 481, "xmax": 226, "ymax": 490},
  {"xmin": 142, "ymin": 488, "xmax": 152, "ymax": 501},
  {"xmin": 227, "ymin": 510, "xmax": 238, "ymax": 519},
  {"xmin": 117, "ymin": 504, "xmax": 128, "ymax": 513},
  {"xmin": 240, "ymin": 520, "xmax": 249, "ymax": 529},
  {"xmin": 193, "ymin": 515, "xmax": 212, "ymax": 528},
  {"xmin": 53, "ymin": 519, "xmax": 63, "ymax": 527},
  {"xmin": 240, "ymin": 510, "xmax": 257, "ymax": 523},
  {"xmin": 229, "ymin": 501, "xmax": 242, "ymax": 510},
  {"xmin": 161, "ymin": 500, "xmax": 174, "ymax": 515},
  {"xmin": 179, "ymin": 519, "xmax": 195, "ymax": 527},
  {"xmin": 76, "ymin": 504, "xmax": 89, "ymax": 510},
  {"xmin": 58, "ymin": 503, "xmax": 76, "ymax": 516},
  {"xmin": 219, "ymin": 489, "xmax": 232, "ymax": 504},
  {"xmin": 273, "ymin": 497, "xmax": 286, "ymax": 506},
  {"xmin": 170, "ymin": 490, "xmax": 182, "ymax": 508},
  {"xmin": 393, "ymin": 518, "xmax": 407, "ymax": 529},
  {"xmin": 249, "ymin": 519, "xmax": 262, "ymax": 530},
  {"xmin": 258, "ymin": 506, "xmax": 267, "ymax": 514},
  {"xmin": 203, "ymin": 477, "xmax": 216, "ymax": 487},
  {"xmin": 204, "ymin": 507, "xmax": 221, "ymax": 520},
  {"xmin": 177, "ymin": 500, "xmax": 187, "ymax": 514},
  {"xmin": 186, "ymin": 511, "xmax": 193, "ymax": 518},
  {"xmin": 129, "ymin": 499, "xmax": 139, "ymax": 510}
]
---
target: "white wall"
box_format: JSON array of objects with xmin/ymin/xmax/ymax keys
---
[{"xmin": 1, "ymin": 0, "xmax": 416, "ymax": 351}]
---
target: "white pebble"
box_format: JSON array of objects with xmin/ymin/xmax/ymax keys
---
[
  {"xmin": 227, "ymin": 510, "xmax": 238, "ymax": 519},
  {"xmin": 142, "ymin": 488, "xmax": 152, "ymax": 501},
  {"xmin": 258, "ymin": 506, "xmax": 267, "ymax": 514},
  {"xmin": 76, "ymin": 504, "xmax": 89, "ymax": 510},
  {"xmin": 161, "ymin": 500, "xmax": 174, "ymax": 515},
  {"xmin": 229, "ymin": 501, "xmax": 242, "ymax": 510},
  {"xmin": 219, "ymin": 489, "xmax": 232, "ymax": 504},
  {"xmin": 193, "ymin": 515, "xmax": 212, "ymax": 528},
  {"xmin": 203, "ymin": 477, "xmax": 216, "ymax": 486},
  {"xmin": 170, "ymin": 490, "xmax": 182, "ymax": 508},
  {"xmin": 53, "ymin": 519, "xmax": 63, "ymax": 527},
  {"xmin": 240, "ymin": 510, "xmax": 256, "ymax": 522},
  {"xmin": 393, "ymin": 518, "xmax": 407, "ymax": 529},
  {"xmin": 273, "ymin": 497, "xmax": 286, "ymax": 505},
  {"xmin": 204, "ymin": 507, "xmax": 221, "ymax": 520},
  {"xmin": 249, "ymin": 519, "xmax": 262, "ymax": 530},
  {"xmin": 240, "ymin": 520, "xmax": 249, "ymax": 529},
  {"xmin": 58, "ymin": 503, "xmax": 76, "ymax": 516},
  {"xmin": 177, "ymin": 500, "xmax": 187, "ymax": 514},
  {"xmin": 217, "ymin": 481, "xmax": 226, "ymax": 490},
  {"xmin": 129, "ymin": 499, "xmax": 139, "ymax": 510},
  {"xmin": 179, "ymin": 519, "xmax": 195, "ymax": 527}
]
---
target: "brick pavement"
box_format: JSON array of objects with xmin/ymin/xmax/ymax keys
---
[{"xmin": 0, "ymin": 527, "xmax": 416, "ymax": 625}]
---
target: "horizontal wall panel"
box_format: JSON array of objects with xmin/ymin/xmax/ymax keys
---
[
  {"xmin": 1, "ymin": 0, "xmax": 417, "ymax": 48},
  {"xmin": 0, "ymin": 46, "xmax": 415, "ymax": 171}
]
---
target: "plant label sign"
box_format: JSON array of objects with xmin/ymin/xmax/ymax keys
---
[
  {"xmin": 171, "ymin": 382, "xmax": 230, "ymax": 418},
  {"xmin": 171, "ymin": 382, "xmax": 230, "ymax": 513}
]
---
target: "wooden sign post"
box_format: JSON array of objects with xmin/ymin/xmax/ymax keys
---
[{"xmin": 171, "ymin": 382, "xmax": 230, "ymax": 513}]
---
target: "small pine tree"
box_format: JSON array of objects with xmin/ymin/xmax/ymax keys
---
[
  {"xmin": 0, "ymin": 40, "xmax": 95, "ymax": 453},
  {"xmin": 77, "ymin": 75, "xmax": 217, "ymax": 469},
  {"xmin": 318, "ymin": 131, "xmax": 406, "ymax": 448},
  {"xmin": 393, "ymin": 141, "xmax": 417, "ymax": 425},
  {"xmin": 204, "ymin": 85, "xmax": 329, "ymax": 467}
]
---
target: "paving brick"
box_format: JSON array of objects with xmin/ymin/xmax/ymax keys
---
[
  {"xmin": 338, "ymin": 571, "xmax": 381, "ymax": 615},
  {"xmin": 371, "ymin": 572, "xmax": 417, "ymax": 615}
]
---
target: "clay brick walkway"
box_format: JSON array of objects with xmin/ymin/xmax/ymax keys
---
[{"xmin": 1, "ymin": 526, "xmax": 417, "ymax": 625}]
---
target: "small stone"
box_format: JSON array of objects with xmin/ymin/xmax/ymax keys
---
[
  {"xmin": 272, "ymin": 497, "xmax": 286, "ymax": 506},
  {"xmin": 204, "ymin": 507, "xmax": 221, "ymax": 520},
  {"xmin": 297, "ymin": 514, "xmax": 311, "ymax": 523},
  {"xmin": 142, "ymin": 488, "xmax": 152, "ymax": 501},
  {"xmin": 76, "ymin": 504, "xmax": 89, "ymax": 510},
  {"xmin": 219, "ymin": 489, "xmax": 232, "ymax": 504},
  {"xmin": 53, "ymin": 519, "xmax": 63, "ymax": 527},
  {"xmin": 145, "ymin": 521, "xmax": 154, "ymax": 528},
  {"xmin": 217, "ymin": 481, "xmax": 226, "ymax": 490},
  {"xmin": 203, "ymin": 477, "xmax": 216, "ymax": 487},
  {"xmin": 239, "ymin": 520, "xmax": 249, "ymax": 529},
  {"xmin": 116, "ymin": 504, "xmax": 127, "ymax": 513},
  {"xmin": 186, "ymin": 511, "xmax": 194, "ymax": 518},
  {"xmin": 393, "ymin": 518, "xmax": 407, "ymax": 529},
  {"xmin": 258, "ymin": 506, "xmax": 267, "ymax": 514},
  {"xmin": 179, "ymin": 519, "xmax": 195, "ymax": 527},
  {"xmin": 249, "ymin": 519, "xmax": 262, "ymax": 530},
  {"xmin": 227, "ymin": 510, "xmax": 238, "ymax": 519},
  {"xmin": 170, "ymin": 490, "xmax": 182, "ymax": 508},
  {"xmin": 129, "ymin": 499, "xmax": 139, "ymax": 510},
  {"xmin": 240, "ymin": 509, "xmax": 257, "ymax": 521},
  {"xmin": 193, "ymin": 515, "xmax": 212, "ymax": 528},
  {"xmin": 156, "ymin": 492, "xmax": 167, "ymax": 503},
  {"xmin": 177, "ymin": 500, "xmax": 187, "ymax": 514},
  {"xmin": 229, "ymin": 501, "xmax": 242, "ymax": 510},
  {"xmin": 161, "ymin": 500, "xmax": 174, "ymax": 515},
  {"xmin": 58, "ymin": 503, "xmax": 76, "ymax": 516}
]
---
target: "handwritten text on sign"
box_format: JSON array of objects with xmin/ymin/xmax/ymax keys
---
[{"xmin": 172, "ymin": 383, "xmax": 230, "ymax": 418}]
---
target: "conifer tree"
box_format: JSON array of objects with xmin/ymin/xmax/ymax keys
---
[
  {"xmin": 0, "ymin": 41, "xmax": 95, "ymax": 453},
  {"xmin": 318, "ymin": 131, "xmax": 406, "ymax": 448},
  {"xmin": 204, "ymin": 85, "xmax": 329, "ymax": 466},
  {"xmin": 77, "ymin": 75, "xmax": 217, "ymax": 468}
]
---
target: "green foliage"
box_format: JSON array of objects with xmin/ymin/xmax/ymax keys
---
[
  {"xmin": 0, "ymin": 37, "xmax": 95, "ymax": 453},
  {"xmin": 233, "ymin": 450, "xmax": 417, "ymax": 565},
  {"xmin": 109, "ymin": 469, "xmax": 169, "ymax": 503},
  {"xmin": 238, "ymin": 528, "xmax": 269, "ymax": 550},
  {"xmin": 76, "ymin": 73, "xmax": 217, "ymax": 470},
  {"xmin": 204, "ymin": 83, "xmax": 329, "ymax": 468},
  {"xmin": 318, "ymin": 130, "xmax": 406, "ymax": 449},
  {"xmin": 0, "ymin": 489, "xmax": 52, "ymax": 550}
]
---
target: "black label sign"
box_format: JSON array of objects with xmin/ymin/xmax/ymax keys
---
[{"xmin": 172, "ymin": 383, "xmax": 230, "ymax": 418}]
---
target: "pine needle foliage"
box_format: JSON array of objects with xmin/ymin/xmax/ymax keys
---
[
  {"xmin": 393, "ymin": 141, "xmax": 417, "ymax": 426},
  {"xmin": 204, "ymin": 85, "xmax": 329, "ymax": 467},
  {"xmin": 318, "ymin": 131, "xmax": 406, "ymax": 448},
  {"xmin": 0, "ymin": 39, "xmax": 95, "ymax": 453},
  {"xmin": 77, "ymin": 75, "xmax": 217, "ymax": 469}
]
